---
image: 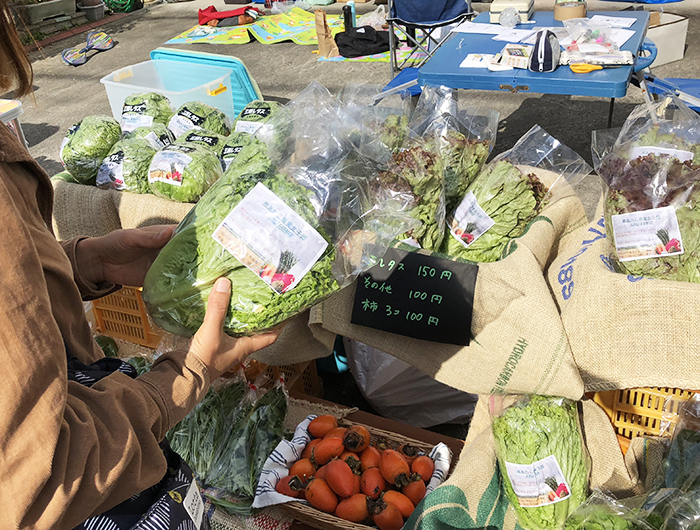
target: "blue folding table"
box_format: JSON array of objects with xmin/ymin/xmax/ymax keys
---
[{"xmin": 418, "ymin": 11, "xmax": 652, "ymax": 126}]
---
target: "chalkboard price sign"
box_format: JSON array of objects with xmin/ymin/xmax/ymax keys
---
[{"xmin": 351, "ymin": 247, "xmax": 478, "ymax": 346}]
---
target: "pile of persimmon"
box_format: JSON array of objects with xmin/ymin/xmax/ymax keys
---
[{"xmin": 275, "ymin": 415, "xmax": 436, "ymax": 530}]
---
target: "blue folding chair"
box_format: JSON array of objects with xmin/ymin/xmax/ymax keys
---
[{"xmin": 388, "ymin": 0, "xmax": 474, "ymax": 77}]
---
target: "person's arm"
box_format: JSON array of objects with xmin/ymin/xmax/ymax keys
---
[{"xmin": 59, "ymin": 236, "xmax": 119, "ymax": 300}]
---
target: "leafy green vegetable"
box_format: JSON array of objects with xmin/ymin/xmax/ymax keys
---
[
  {"xmin": 665, "ymin": 428, "xmax": 700, "ymax": 491},
  {"xmin": 125, "ymin": 356, "xmax": 152, "ymax": 376},
  {"xmin": 96, "ymin": 138, "xmax": 156, "ymax": 193},
  {"xmin": 437, "ymin": 130, "xmax": 491, "ymax": 213},
  {"xmin": 51, "ymin": 171, "xmax": 81, "ymax": 184},
  {"xmin": 120, "ymin": 92, "xmax": 173, "ymax": 132},
  {"xmin": 143, "ymin": 171, "xmax": 339, "ymax": 337},
  {"xmin": 168, "ymin": 101, "xmax": 231, "ymax": 138},
  {"xmin": 94, "ymin": 335, "xmax": 119, "ymax": 358},
  {"xmin": 565, "ymin": 493, "xmax": 641, "ymax": 530},
  {"xmin": 220, "ymin": 132, "xmax": 262, "ymax": 172},
  {"xmin": 60, "ymin": 115, "xmax": 122, "ymax": 184},
  {"xmin": 147, "ymin": 143, "xmax": 223, "ymax": 203},
  {"xmin": 233, "ymin": 100, "xmax": 281, "ymax": 133},
  {"xmin": 441, "ymin": 160, "xmax": 549, "ymax": 263},
  {"xmin": 371, "ymin": 145, "xmax": 445, "ymax": 251},
  {"xmin": 493, "ymin": 395, "xmax": 590, "ymax": 530},
  {"xmin": 380, "ymin": 114, "xmax": 410, "ymax": 152},
  {"xmin": 175, "ymin": 130, "xmax": 227, "ymax": 157},
  {"xmin": 126, "ymin": 123, "xmax": 175, "ymax": 150}
]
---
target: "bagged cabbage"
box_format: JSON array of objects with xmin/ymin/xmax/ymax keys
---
[
  {"xmin": 168, "ymin": 101, "xmax": 231, "ymax": 138},
  {"xmin": 595, "ymin": 95, "xmax": 700, "ymax": 283},
  {"xmin": 493, "ymin": 395, "xmax": 591, "ymax": 530},
  {"xmin": 59, "ymin": 115, "xmax": 122, "ymax": 184},
  {"xmin": 126, "ymin": 123, "xmax": 175, "ymax": 150},
  {"xmin": 147, "ymin": 142, "xmax": 223, "ymax": 202},
  {"xmin": 120, "ymin": 92, "xmax": 173, "ymax": 133},
  {"xmin": 96, "ymin": 138, "xmax": 156, "ymax": 193},
  {"xmin": 176, "ymin": 130, "xmax": 227, "ymax": 157},
  {"xmin": 143, "ymin": 82, "xmax": 416, "ymax": 337},
  {"xmin": 233, "ymin": 100, "xmax": 282, "ymax": 135},
  {"xmin": 441, "ymin": 125, "xmax": 591, "ymax": 262}
]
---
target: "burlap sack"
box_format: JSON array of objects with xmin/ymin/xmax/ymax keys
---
[
  {"xmin": 547, "ymin": 198, "xmax": 700, "ymax": 392},
  {"xmin": 405, "ymin": 396, "xmax": 665, "ymax": 530},
  {"xmin": 51, "ymin": 181, "xmax": 195, "ymax": 240},
  {"xmin": 308, "ymin": 167, "xmax": 590, "ymax": 399}
]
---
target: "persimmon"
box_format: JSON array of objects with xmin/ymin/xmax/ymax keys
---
[
  {"xmin": 308, "ymin": 415, "xmax": 337, "ymax": 439},
  {"xmin": 335, "ymin": 493, "xmax": 372, "ymax": 523},
  {"xmin": 382, "ymin": 490, "xmax": 414, "ymax": 519},
  {"xmin": 315, "ymin": 464, "xmax": 328, "ymax": 481},
  {"xmin": 323, "ymin": 427, "xmax": 348, "ymax": 440},
  {"xmin": 360, "ymin": 446, "xmax": 382, "ymax": 472},
  {"xmin": 398, "ymin": 444, "xmax": 420, "ymax": 465},
  {"xmin": 302, "ymin": 438, "xmax": 322, "ymax": 460},
  {"xmin": 373, "ymin": 499, "xmax": 404, "ymax": 530},
  {"xmin": 306, "ymin": 478, "xmax": 338, "ymax": 513},
  {"xmin": 344, "ymin": 425, "xmax": 371, "ymax": 453},
  {"xmin": 289, "ymin": 458, "xmax": 316, "ymax": 481},
  {"xmin": 312, "ymin": 437, "xmax": 345, "ymax": 466},
  {"xmin": 402, "ymin": 474, "xmax": 427, "ymax": 505},
  {"xmin": 361, "ymin": 468, "xmax": 386, "ymax": 500},
  {"xmin": 351, "ymin": 472, "xmax": 361, "ymax": 496},
  {"xmin": 275, "ymin": 475, "xmax": 305, "ymax": 498},
  {"xmin": 379, "ymin": 449, "xmax": 411, "ymax": 485},
  {"xmin": 326, "ymin": 459, "xmax": 356, "ymax": 498},
  {"xmin": 341, "ymin": 451, "xmax": 362, "ymax": 473},
  {"xmin": 412, "ymin": 455, "xmax": 435, "ymax": 482}
]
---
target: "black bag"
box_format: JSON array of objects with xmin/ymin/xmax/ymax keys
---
[
  {"xmin": 528, "ymin": 30, "xmax": 560, "ymax": 73},
  {"xmin": 335, "ymin": 26, "xmax": 391, "ymax": 58}
]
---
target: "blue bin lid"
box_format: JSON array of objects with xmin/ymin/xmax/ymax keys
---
[{"xmin": 150, "ymin": 48, "xmax": 263, "ymax": 119}]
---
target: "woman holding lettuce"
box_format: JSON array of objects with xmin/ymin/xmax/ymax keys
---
[{"xmin": 0, "ymin": 3, "xmax": 280, "ymax": 528}]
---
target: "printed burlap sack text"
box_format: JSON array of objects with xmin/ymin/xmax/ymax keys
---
[
  {"xmin": 547, "ymin": 198, "xmax": 700, "ymax": 392},
  {"xmin": 404, "ymin": 396, "xmax": 665, "ymax": 530}
]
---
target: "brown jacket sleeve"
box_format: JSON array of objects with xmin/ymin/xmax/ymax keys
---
[
  {"xmin": 59, "ymin": 236, "xmax": 120, "ymax": 300},
  {"xmin": 0, "ymin": 174, "xmax": 211, "ymax": 529}
]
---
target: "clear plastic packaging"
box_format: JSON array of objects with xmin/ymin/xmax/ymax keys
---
[
  {"xmin": 96, "ymin": 137, "xmax": 156, "ymax": 193},
  {"xmin": 143, "ymin": 82, "xmax": 418, "ymax": 337},
  {"xmin": 594, "ymin": 95, "xmax": 700, "ymax": 283},
  {"xmin": 125, "ymin": 123, "xmax": 175, "ymax": 150},
  {"xmin": 59, "ymin": 115, "xmax": 122, "ymax": 185},
  {"xmin": 564, "ymin": 490, "xmax": 654, "ymax": 530},
  {"xmin": 562, "ymin": 18, "xmax": 629, "ymax": 65},
  {"xmin": 357, "ymin": 5, "xmax": 387, "ymax": 30},
  {"xmin": 441, "ymin": 124, "xmax": 591, "ymax": 262},
  {"xmin": 491, "ymin": 395, "xmax": 591, "ymax": 530},
  {"xmin": 120, "ymin": 92, "xmax": 173, "ymax": 133}
]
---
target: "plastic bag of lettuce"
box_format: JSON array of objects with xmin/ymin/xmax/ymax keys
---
[
  {"xmin": 120, "ymin": 92, "xmax": 173, "ymax": 133},
  {"xmin": 126, "ymin": 123, "xmax": 175, "ymax": 150},
  {"xmin": 96, "ymin": 138, "xmax": 156, "ymax": 193},
  {"xmin": 59, "ymin": 115, "xmax": 122, "ymax": 185},
  {"xmin": 168, "ymin": 101, "xmax": 231, "ymax": 138},
  {"xmin": 440, "ymin": 125, "xmax": 591, "ymax": 262},
  {"xmin": 143, "ymin": 82, "xmax": 417, "ymax": 337},
  {"xmin": 594, "ymin": 95, "xmax": 700, "ymax": 283}
]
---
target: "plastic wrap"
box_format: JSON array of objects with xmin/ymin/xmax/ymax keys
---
[
  {"xmin": 167, "ymin": 101, "xmax": 231, "ymax": 138},
  {"xmin": 491, "ymin": 395, "xmax": 591, "ymax": 530},
  {"xmin": 143, "ymin": 82, "xmax": 417, "ymax": 337},
  {"xmin": 441, "ymin": 125, "xmax": 591, "ymax": 262},
  {"xmin": 594, "ymin": 95, "xmax": 700, "ymax": 282},
  {"xmin": 175, "ymin": 130, "xmax": 227, "ymax": 157},
  {"xmin": 96, "ymin": 137, "xmax": 156, "ymax": 193},
  {"xmin": 564, "ymin": 490, "xmax": 653, "ymax": 530},
  {"xmin": 120, "ymin": 92, "xmax": 173, "ymax": 133},
  {"xmin": 59, "ymin": 115, "xmax": 122, "ymax": 184},
  {"xmin": 357, "ymin": 5, "xmax": 387, "ymax": 30},
  {"xmin": 125, "ymin": 123, "xmax": 175, "ymax": 150},
  {"xmin": 232, "ymin": 100, "xmax": 284, "ymax": 136},
  {"xmin": 561, "ymin": 18, "xmax": 631, "ymax": 65}
]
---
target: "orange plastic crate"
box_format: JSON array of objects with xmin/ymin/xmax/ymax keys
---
[
  {"xmin": 594, "ymin": 387, "xmax": 697, "ymax": 454},
  {"xmin": 246, "ymin": 360, "xmax": 323, "ymax": 397},
  {"xmin": 93, "ymin": 286, "xmax": 162, "ymax": 349}
]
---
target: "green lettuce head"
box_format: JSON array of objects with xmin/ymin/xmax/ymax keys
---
[
  {"xmin": 168, "ymin": 101, "xmax": 231, "ymax": 138},
  {"xmin": 147, "ymin": 143, "xmax": 223, "ymax": 203},
  {"xmin": 96, "ymin": 138, "xmax": 156, "ymax": 193},
  {"xmin": 233, "ymin": 100, "xmax": 282, "ymax": 134},
  {"xmin": 126, "ymin": 123, "xmax": 175, "ymax": 150},
  {"xmin": 120, "ymin": 92, "xmax": 173, "ymax": 132},
  {"xmin": 175, "ymin": 130, "xmax": 227, "ymax": 157},
  {"xmin": 60, "ymin": 115, "xmax": 122, "ymax": 185}
]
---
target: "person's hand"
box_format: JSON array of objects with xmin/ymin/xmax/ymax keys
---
[
  {"xmin": 76, "ymin": 225, "xmax": 175, "ymax": 287},
  {"xmin": 189, "ymin": 278, "xmax": 282, "ymax": 380}
]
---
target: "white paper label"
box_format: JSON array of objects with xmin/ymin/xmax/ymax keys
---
[
  {"xmin": 611, "ymin": 206, "xmax": 684, "ymax": 262},
  {"xmin": 144, "ymin": 131, "xmax": 166, "ymax": 150},
  {"xmin": 96, "ymin": 152, "xmax": 125, "ymax": 190},
  {"xmin": 148, "ymin": 150, "xmax": 192, "ymax": 187},
  {"xmin": 59, "ymin": 137, "xmax": 69, "ymax": 165},
  {"xmin": 169, "ymin": 114, "xmax": 201, "ymax": 139},
  {"xmin": 183, "ymin": 480, "xmax": 204, "ymax": 530},
  {"xmin": 447, "ymin": 192, "xmax": 495, "ymax": 248},
  {"xmin": 629, "ymin": 146, "xmax": 694, "ymax": 163},
  {"xmin": 235, "ymin": 120, "xmax": 265, "ymax": 134},
  {"xmin": 504, "ymin": 455, "xmax": 571, "ymax": 508},
  {"xmin": 212, "ymin": 182, "xmax": 328, "ymax": 295},
  {"xmin": 121, "ymin": 113, "xmax": 153, "ymax": 133}
]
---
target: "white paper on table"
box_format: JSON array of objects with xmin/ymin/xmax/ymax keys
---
[
  {"xmin": 492, "ymin": 28, "xmax": 536, "ymax": 42},
  {"xmin": 460, "ymin": 53, "xmax": 495, "ymax": 68},
  {"xmin": 577, "ymin": 43, "xmax": 611, "ymax": 54},
  {"xmin": 607, "ymin": 28, "xmax": 635, "ymax": 47},
  {"xmin": 451, "ymin": 20, "xmax": 504, "ymax": 35},
  {"xmin": 590, "ymin": 15, "xmax": 636, "ymax": 28}
]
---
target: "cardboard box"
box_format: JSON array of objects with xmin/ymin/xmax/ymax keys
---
[{"xmin": 647, "ymin": 13, "xmax": 689, "ymax": 67}]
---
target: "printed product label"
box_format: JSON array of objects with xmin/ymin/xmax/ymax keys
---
[
  {"xmin": 121, "ymin": 113, "xmax": 154, "ymax": 132},
  {"xmin": 97, "ymin": 151, "xmax": 125, "ymax": 190},
  {"xmin": 235, "ymin": 120, "xmax": 265, "ymax": 134},
  {"xmin": 504, "ymin": 455, "xmax": 571, "ymax": 508},
  {"xmin": 222, "ymin": 145, "xmax": 244, "ymax": 170},
  {"xmin": 183, "ymin": 480, "xmax": 204, "ymax": 529},
  {"xmin": 168, "ymin": 107, "xmax": 205, "ymax": 138},
  {"xmin": 241, "ymin": 107, "xmax": 272, "ymax": 119},
  {"xmin": 144, "ymin": 131, "xmax": 167, "ymax": 150},
  {"xmin": 185, "ymin": 132, "xmax": 220, "ymax": 148},
  {"xmin": 447, "ymin": 191, "xmax": 495, "ymax": 248},
  {"xmin": 212, "ymin": 182, "xmax": 328, "ymax": 295},
  {"xmin": 611, "ymin": 206, "xmax": 684, "ymax": 261},
  {"xmin": 148, "ymin": 150, "xmax": 192, "ymax": 187},
  {"xmin": 629, "ymin": 146, "xmax": 694, "ymax": 163}
]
